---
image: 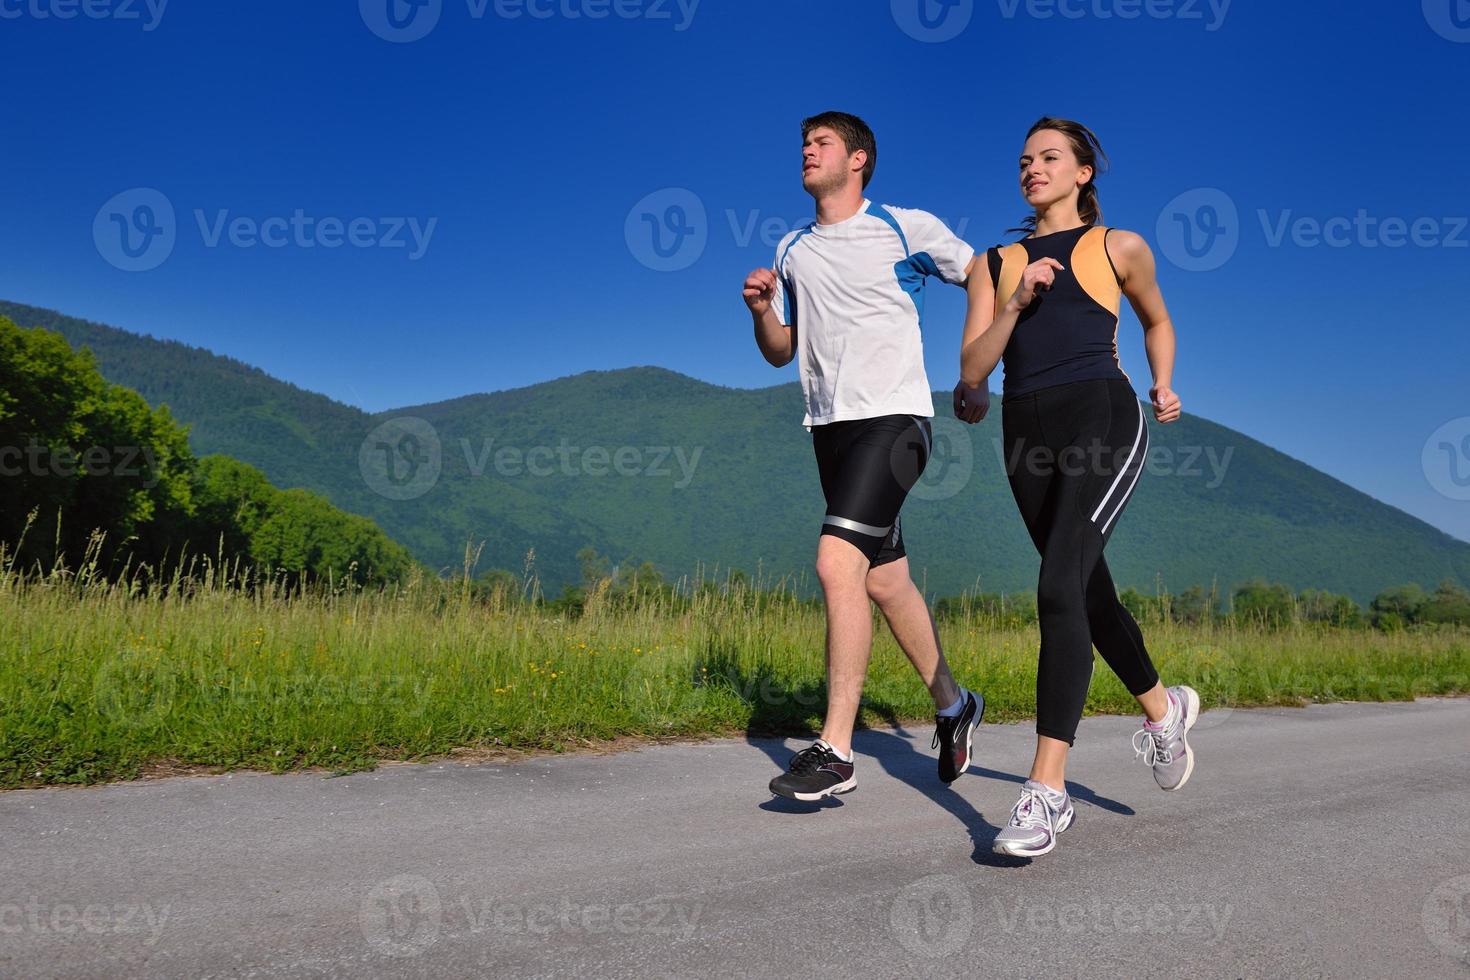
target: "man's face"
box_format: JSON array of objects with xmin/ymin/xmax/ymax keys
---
[{"xmin": 802, "ymin": 126, "xmax": 861, "ymax": 196}]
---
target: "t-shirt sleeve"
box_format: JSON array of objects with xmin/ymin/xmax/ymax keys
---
[
  {"xmin": 772, "ymin": 237, "xmax": 797, "ymax": 327},
  {"xmin": 892, "ymin": 207, "xmax": 976, "ymax": 285}
]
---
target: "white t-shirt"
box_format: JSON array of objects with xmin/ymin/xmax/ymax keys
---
[{"xmin": 772, "ymin": 199, "xmax": 975, "ymax": 427}]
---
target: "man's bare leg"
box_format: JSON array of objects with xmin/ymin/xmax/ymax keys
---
[
  {"xmin": 813, "ymin": 535, "xmax": 875, "ymax": 756},
  {"xmin": 864, "ymin": 557, "xmax": 960, "ymax": 709}
]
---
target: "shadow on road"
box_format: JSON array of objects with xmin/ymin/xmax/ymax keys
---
[{"xmin": 706, "ymin": 656, "xmax": 1133, "ymax": 865}]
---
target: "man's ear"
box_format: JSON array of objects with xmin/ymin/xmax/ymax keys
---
[{"xmin": 851, "ymin": 149, "xmax": 868, "ymax": 177}]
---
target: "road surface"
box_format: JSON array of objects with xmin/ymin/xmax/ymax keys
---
[{"xmin": 2, "ymin": 698, "xmax": 1468, "ymax": 978}]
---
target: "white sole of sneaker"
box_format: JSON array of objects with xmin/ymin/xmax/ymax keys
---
[
  {"xmin": 1162, "ymin": 686, "xmax": 1201, "ymax": 792},
  {"xmin": 992, "ymin": 807, "xmax": 1073, "ymax": 857},
  {"xmin": 784, "ymin": 776, "xmax": 856, "ymax": 802}
]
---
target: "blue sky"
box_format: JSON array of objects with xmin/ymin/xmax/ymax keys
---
[{"xmin": 2, "ymin": 0, "xmax": 1468, "ymax": 542}]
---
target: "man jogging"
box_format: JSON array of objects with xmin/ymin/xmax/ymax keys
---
[{"xmin": 741, "ymin": 110, "xmax": 986, "ymax": 801}]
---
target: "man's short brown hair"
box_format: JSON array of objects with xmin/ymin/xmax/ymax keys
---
[{"xmin": 801, "ymin": 111, "xmax": 876, "ymax": 189}]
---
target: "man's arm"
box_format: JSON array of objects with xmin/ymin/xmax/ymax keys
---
[{"xmin": 743, "ymin": 267, "xmax": 794, "ymax": 367}]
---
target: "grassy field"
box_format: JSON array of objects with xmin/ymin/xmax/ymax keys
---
[{"xmin": 4, "ymin": 542, "xmax": 1469, "ymax": 789}]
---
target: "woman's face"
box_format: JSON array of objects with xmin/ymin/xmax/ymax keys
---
[{"xmin": 1018, "ymin": 129, "xmax": 1092, "ymax": 212}]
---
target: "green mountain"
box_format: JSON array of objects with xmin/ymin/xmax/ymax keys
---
[{"xmin": 5, "ymin": 298, "xmax": 1467, "ymax": 604}]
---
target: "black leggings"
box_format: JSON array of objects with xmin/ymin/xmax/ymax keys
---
[{"xmin": 1002, "ymin": 379, "xmax": 1160, "ymax": 745}]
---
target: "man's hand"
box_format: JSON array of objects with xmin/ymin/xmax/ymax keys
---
[
  {"xmin": 1007, "ymin": 257, "xmax": 1065, "ymax": 311},
  {"xmin": 743, "ymin": 267, "xmax": 778, "ymax": 316},
  {"xmin": 1150, "ymin": 385, "xmax": 1181, "ymax": 423},
  {"xmin": 953, "ymin": 380, "xmax": 989, "ymax": 424}
]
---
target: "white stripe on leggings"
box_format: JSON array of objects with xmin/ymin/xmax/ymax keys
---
[
  {"xmin": 1099, "ymin": 401, "xmax": 1149, "ymax": 535},
  {"xmin": 1090, "ymin": 399, "xmax": 1145, "ymax": 524}
]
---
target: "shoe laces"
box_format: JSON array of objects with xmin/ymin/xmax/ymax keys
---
[
  {"xmin": 1131, "ymin": 714, "xmax": 1176, "ymax": 767},
  {"xmin": 1007, "ymin": 787, "xmax": 1055, "ymax": 832},
  {"xmin": 931, "ymin": 715, "xmax": 955, "ymax": 750},
  {"xmin": 789, "ymin": 743, "xmax": 831, "ymax": 775},
  {"xmin": 932, "ymin": 695, "xmax": 968, "ymax": 749}
]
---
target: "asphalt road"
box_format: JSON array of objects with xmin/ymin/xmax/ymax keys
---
[{"xmin": 2, "ymin": 698, "xmax": 1468, "ymax": 979}]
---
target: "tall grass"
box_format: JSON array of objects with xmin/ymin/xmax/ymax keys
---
[{"xmin": 3, "ymin": 522, "xmax": 1468, "ymax": 788}]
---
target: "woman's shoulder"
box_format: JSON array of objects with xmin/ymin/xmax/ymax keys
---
[{"xmin": 1100, "ymin": 227, "xmax": 1153, "ymax": 274}]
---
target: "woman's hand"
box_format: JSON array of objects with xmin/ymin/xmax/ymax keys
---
[
  {"xmin": 953, "ymin": 380, "xmax": 989, "ymax": 424},
  {"xmin": 1007, "ymin": 257, "xmax": 1065, "ymax": 311},
  {"xmin": 1149, "ymin": 385, "xmax": 1181, "ymax": 423}
]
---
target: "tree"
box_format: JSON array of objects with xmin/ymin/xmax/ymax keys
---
[
  {"xmin": 1370, "ymin": 584, "xmax": 1427, "ymax": 629},
  {"xmin": 1232, "ymin": 580, "xmax": 1294, "ymax": 628}
]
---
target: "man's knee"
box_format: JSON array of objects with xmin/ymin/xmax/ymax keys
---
[
  {"xmin": 815, "ymin": 537, "xmax": 870, "ymax": 593},
  {"xmin": 865, "ymin": 561, "xmax": 913, "ymax": 606}
]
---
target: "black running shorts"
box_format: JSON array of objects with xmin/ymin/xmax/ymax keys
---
[{"xmin": 811, "ymin": 414, "xmax": 932, "ymax": 566}]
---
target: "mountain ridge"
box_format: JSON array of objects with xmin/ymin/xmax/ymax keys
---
[{"xmin": 4, "ymin": 297, "xmax": 1465, "ymax": 603}]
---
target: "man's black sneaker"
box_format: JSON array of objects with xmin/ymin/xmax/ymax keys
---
[
  {"xmin": 769, "ymin": 740, "xmax": 856, "ymax": 801},
  {"xmin": 933, "ymin": 690, "xmax": 984, "ymax": 784}
]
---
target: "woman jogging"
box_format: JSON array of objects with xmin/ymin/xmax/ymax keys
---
[{"xmin": 953, "ymin": 117, "xmax": 1198, "ymax": 858}]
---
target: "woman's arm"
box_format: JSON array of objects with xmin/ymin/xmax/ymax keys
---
[
  {"xmin": 956, "ymin": 254, "xmax": 1064, "ymax": 422},
  {"xmin": 1108, "ymin": 230, "xmax": 1181, "ymax": 423}
]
